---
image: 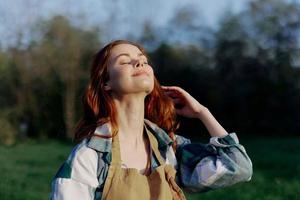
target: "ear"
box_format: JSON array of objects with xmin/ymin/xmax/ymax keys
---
[{"xmin": 104, "ymin": 82, "xmax": 111, "ymax": 91}]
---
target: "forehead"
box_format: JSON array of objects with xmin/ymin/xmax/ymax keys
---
[{"xmin": 109, "ymin": 44, "xmax": 144, "ymax": 60}]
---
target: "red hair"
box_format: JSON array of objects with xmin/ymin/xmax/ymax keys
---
[{"xmin": 74, "ymin": 40, "xmax": 179, "ymax": 151}]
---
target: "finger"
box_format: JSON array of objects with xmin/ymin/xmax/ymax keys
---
[
  {"xmin": 164, "ymin": 90, "xmax": 178, "ymax": 95},
  {"xmin": 163, "ymin": 88, "xmax": 181, "ymax": 94},
  {"xmin": 163, "ymin": 87, "xmax": 184, "ymax": 95},
  {"xmin": 161, "ymin": 86, "xmax": 172, "ymax": 91},
  {"xmin": 164, "ymin": 90, "xmax": 177, "ymax": 95},
  {"xmin": 175, "ymin": 108, "xmax": 184, "ymax": 115},
  {"xmin": 165, "ymin": 92, "xmax": 180, "ymax": 98},
  {"xmin": 172, "ymin": 98, "xmax": 182, "ymax": 104},
  {"xmin": 162, "ymin": 86, "xmax": 179, "ymax": 91},
  {"xmin": 162, "ymin": 86, "xmax": 180, "ymax": 90}
]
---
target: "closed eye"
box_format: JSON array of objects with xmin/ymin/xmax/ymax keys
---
[
  {"xmin": 121, "ymin": 62, "xmax": 148, "ymax": 65},
  {"xmin": 121, "ymin": 62, "xmax": 131, "ymax": 65},
  {"xmin": 119, "ymin": 57, "xmax": 148, "ymax": 65}
]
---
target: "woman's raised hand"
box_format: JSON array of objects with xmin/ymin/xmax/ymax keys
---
[{"xmin": 161, "ymin": 86, "xmax": 207, "ymax": 118}]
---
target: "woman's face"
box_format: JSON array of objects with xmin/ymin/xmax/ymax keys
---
[{"xmin": 105, "ymin": 43, "xmax": 154, "ymax": 97}]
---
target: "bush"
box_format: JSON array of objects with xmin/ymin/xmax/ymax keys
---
[{"xmin": 0, "ymin": 118, "xmax": 17, "ymax": 146}]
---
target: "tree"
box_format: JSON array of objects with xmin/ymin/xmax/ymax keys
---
[
  {"xmin": 214, "ymin": 0, "xmax": 300, "ymax": 134},
  {"xmin": 31, "ymin": 15, "xmax": 101, "ymax": 138}
]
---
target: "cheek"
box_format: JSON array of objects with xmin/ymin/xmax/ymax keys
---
[
  {"xmin": 146, "ymin": 66, "xmax": 154, "ymax": 76},
  {"xmin": 109, "ymin": 67, "xmax": 131, "ymax": 85},
  {"xmin": 146, "ymin": 68, "xmax": 155, "ymax": 87}
]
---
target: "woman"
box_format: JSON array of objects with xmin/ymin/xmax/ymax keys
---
[{"xmin": 50, "ymin": 40, "xmax": 253, "ymax": 200}]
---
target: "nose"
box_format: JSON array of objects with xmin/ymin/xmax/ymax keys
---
[{"xmin": 134, "ymin": 59, "xmax": 144, "ymax": 68}]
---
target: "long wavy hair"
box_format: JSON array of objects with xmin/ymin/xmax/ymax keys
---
[{"xmin": 74, "ymin": 40, "xmax": 180, "ymax": 151}]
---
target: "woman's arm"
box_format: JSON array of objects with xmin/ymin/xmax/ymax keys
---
[
  {"xmin": 174, "ymin": 133, "xmax": 252, "ymax": 192},
  {"xmin": 196, "ymin": 107, "xmax": 228, "ymax": 137},
  {"xmin": 162, "ymin": 86, "xmax": 253, "ymax": 192},
  {"xmin": 161, "ymin": 85, "xmax": 228, "ymax": 137}
]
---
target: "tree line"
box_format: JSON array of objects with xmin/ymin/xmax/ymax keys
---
[{"xmin": 0, "ymin": 0, "xmax": 299, "ymax": 145}]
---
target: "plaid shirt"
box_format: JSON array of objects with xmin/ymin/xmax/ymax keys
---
[{"xmin": 50, "ymin": 119, "xmax": 253, "ymax": 200}]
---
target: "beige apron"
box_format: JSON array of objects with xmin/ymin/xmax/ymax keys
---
[{"xmin": 101, "ymin": 125, "xmax": 186, "ymax": 200}]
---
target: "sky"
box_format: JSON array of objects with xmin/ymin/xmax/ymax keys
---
[{"xmin": 0, "ymin": 0, "xmax": 298, "ymax": 48}]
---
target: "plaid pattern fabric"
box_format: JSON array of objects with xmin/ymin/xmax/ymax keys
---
[{"xmin": 50, "ymin": 119, "xmax": 253, "ymax": 200}]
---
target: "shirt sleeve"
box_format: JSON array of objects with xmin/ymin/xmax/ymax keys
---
[
  {"xmin": 174, "ymin": 132, "xmax": 253, "ymax": 193},
  {"xmin": 50, "ymin": 178, "xmax": 96, "ymax": 200},
  {"xmin": 50, "ymin": 141, "xmax": 99, "ymax": 200}
]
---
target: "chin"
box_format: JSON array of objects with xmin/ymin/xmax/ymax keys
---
[
  {"xmin": 141, "ymin": 86, "xmax": 153, "ymax": 94},
  {"xmin": 136, "ymin": 80, "xmax": 154, "ymax": 91},
  {"xmin": 145, "ymin": 88, "xmax": 153, "ymax": 95},
  {"xmin": 145, "ymin": 83, "xmax": 154, "ymax": 93},
  {"xmin": 137, "ymin": 85, "xmax": 154, "ymax": 95}
]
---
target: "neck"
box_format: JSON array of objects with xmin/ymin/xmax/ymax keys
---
[{"xmin": 113, "ymin": 93, "xmax": 146, "ymax": 147}]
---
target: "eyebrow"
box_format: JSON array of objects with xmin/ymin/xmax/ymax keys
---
[{"xmin": 114, "ymin": 53, "xmax": 145, "ymax": 60}]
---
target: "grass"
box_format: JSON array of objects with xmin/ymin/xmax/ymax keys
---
[
  {"xmin": 0, "ymin": 139, "xmax": 70, "ymax": 200},
  {"xmin": 186, "ymin": 137, "xmax": 300, "ymax": 200},
  {"xmin": 0, "ymin": 136, "xmax": 299, "ymax": 200}
]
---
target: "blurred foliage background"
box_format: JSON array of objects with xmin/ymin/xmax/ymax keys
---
[{"xmin": 0, "ymin": 0, "xmax": 299, "ymax": 199}]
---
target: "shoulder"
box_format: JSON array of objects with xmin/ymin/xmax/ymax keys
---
[{"xmin": 53, "ymin": 139, "xmax": 99, "ymax": 188}]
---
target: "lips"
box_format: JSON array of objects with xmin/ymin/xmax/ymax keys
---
[{"xmin": 132, "ymin": 70, "xmax": 149, "ymax": 76}]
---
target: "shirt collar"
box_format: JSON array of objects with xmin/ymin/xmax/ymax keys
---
[{"xmin": 87, "ymin": 118, "xmax": 173, "ymax": 152}]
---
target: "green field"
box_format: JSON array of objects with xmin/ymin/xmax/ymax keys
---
[{"xmin": 0, "ymin": 137, "xmax": 299, "ymax": 200}]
